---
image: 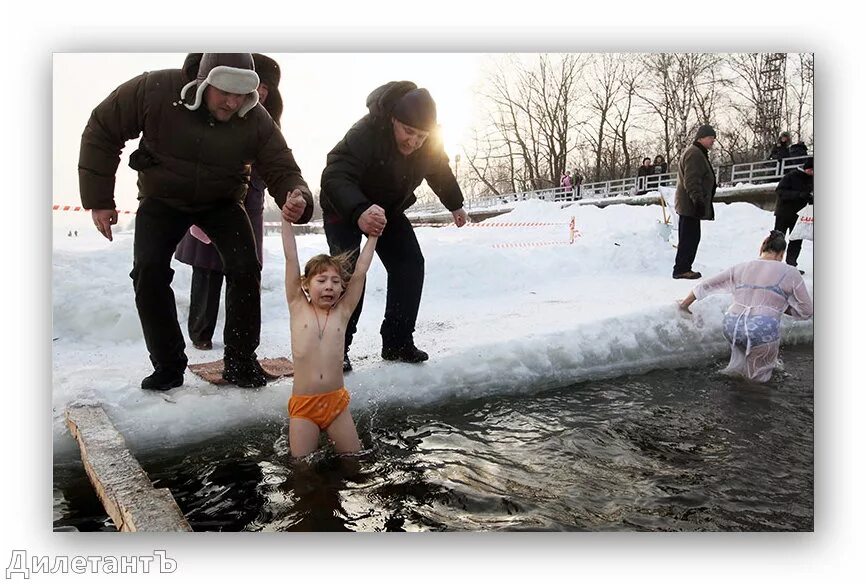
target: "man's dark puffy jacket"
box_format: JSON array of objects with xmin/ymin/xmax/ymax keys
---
[
  {"xmin": 78, "ymin": 64, "xmax": 312, "ymax": 218},
  {"xmin": 774, "ymin": 168, "xmax": 813, "ymax": 218},
  {"xmin": 319, "ymin": 81, "xmax": 463, "ymax": 225}
]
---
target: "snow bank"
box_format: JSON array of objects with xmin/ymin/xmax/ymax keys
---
[{"xmin": 52, "ymin": 200, "xmax": 813, "ymax": 456}]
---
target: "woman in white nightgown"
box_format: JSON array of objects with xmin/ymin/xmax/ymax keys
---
[{"xmin": 679, "ymin": 230, "xmax": 813, "ymax": 382}]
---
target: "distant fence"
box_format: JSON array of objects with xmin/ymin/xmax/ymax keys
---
[{"xmin": 410, "ymin": 154, "xmax": 811, "ymax": 214}]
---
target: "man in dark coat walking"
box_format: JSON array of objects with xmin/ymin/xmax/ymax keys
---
[
  {"xmin": 320, "ymin": 81, "xmax": 467, "ymax": 371},
  {"xmin": 174, "ymin": 53, "xmax": 284, "ymax": 351},
  {"xmin": 79, "ymin": 53, "xmax": 314, "ymax": 390},
  {"xmin": 673, "ymin": 124, "xmax": 718, "ymax": 279},
  {"xmin": 774, "ymin": 156, "xmax": 814, "ymax": 271}
]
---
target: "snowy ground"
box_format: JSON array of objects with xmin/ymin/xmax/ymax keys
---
[{"xmin": 52, "ymin": 198, "xmax": 813, "ymax": 458}]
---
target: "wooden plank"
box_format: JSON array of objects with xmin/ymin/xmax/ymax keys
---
[{"xmin": 65, "ymin": 406, "xmax": 192, "ymax": 532}]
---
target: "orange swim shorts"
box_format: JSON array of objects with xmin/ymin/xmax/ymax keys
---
[{"xmin": 288, "ymin": 387, "xmax": 351, "ymax": 430}]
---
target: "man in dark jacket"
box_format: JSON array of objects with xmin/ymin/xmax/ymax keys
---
[
  {"xmin": 320, "ymin": 81, "xmax": 467, "ymax": 370},
  {"xmin": 774, "ymin": 156, "xmax": 814, "ymax": 270},
  {"xmin": 79, "ymin": 53, "xmax": 314, "ymax": 390},
  {"xmin": 174, "ymin": 53, "xmax": 283, "ymax": 352},
  {"xmin": 789, "ymin": 141, "xmax": 808, "ymax": 158},
  {"xmin": 572, "ymin": 169, "xmax": 583, "ymax": 198},
  {"xmin": 673, "ymin": 124, "xmax": 718, "ymax": 279}
]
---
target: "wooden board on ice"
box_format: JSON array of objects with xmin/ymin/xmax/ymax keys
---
[{"xmin": 188, "ymin": 357, "xmax": 294, "ymax": 385}]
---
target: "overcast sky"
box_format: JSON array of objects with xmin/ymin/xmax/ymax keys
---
[{"xmin": 53, "ymin": 52, "xmax": 489, "ymax": 212}]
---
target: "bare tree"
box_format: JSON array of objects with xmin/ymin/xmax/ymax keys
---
[
  {"xmin": 467, "ymin": 54, "xmax": 587, "ymax": 195},
  {"xmin": 463, "ymin": 52, "xmax": 812, "ymax": 197},
  {"xmin": 787, "ymin": 53, "xmax": 814, "ymax": 144},
  {"xmin": 606, "ymin": 55, "xmax": 642, "ymax": 178},
  {"xmin": 583, "ymin": 54, "xmax": 624, "ymax": 181},
  {"xmin": 636, "ymin": 53, "xmax": 721, "ymax": 167}
]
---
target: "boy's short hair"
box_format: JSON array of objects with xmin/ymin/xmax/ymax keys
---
[{"xmin": 301, "ymin": 252, "xmax": 355, "ymax": 291}]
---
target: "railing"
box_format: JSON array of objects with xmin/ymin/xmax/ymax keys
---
[
  {"xmin": 730, "ymin": 159, "xmax": 782, "ymax": 185},
  {"xmin": 409, "ymin": 155, "xmax": 811, "ymax": 216},
  {"xmin": 578, "ymin": 172, "xmax": 680, "ymax": 199},
  {"xmin": 641, "ymin": 172, "xmax": 679, "ymax": 192},
  {"xmin": 729, "ymin": 155, "xmax": 810, "ymax": 185},
  {"xmin": 490, "ymin": 186, "xmax": 578, "ymax": 205},
  {"xmin": 413, "ymin": 186, "xmax": 580, "ymax": 214}
]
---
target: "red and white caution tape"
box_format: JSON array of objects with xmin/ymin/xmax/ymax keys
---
[
  {"xmin": 52, "ymin": 204, "xmax": 136, "ymax": 215},
  {"xmin": 419, "ymin": 216, "xmax": 581, "ymax": 248},
  {"xmin": 414, "ymin": 220, "xmax": 570, "ymax": 228},
  {"xmin": 492, "ymin": 241, "xmax": 572, "ymax": 249},
  {"xmin": 467, "ymin": 221, "xmax": 571, "ymax": 228}
]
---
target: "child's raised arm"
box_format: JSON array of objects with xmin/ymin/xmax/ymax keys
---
[
  {"xmin": 339, "ymin": 235, "xmax": 378, "ymax": 314},
  {"xmin": 281, "ymin": 217, "xmax": 303, "ymax": 304}
]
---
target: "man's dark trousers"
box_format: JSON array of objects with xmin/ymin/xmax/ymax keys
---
[
  {"xmin": 324, "ymin": 212, "xmax": 424, "ymax": 354},
  {"xmin": 774, "ymin": 214, "xmax": 804, "ymax": 267},
  {"xmin": 673, "ymin": 214, "xmax": 701, "ymax": 276},
  {"xmin": 188, "ymin": 267, "xmax": 224, "ymax": 345},
  {"xmin": 131, "ymin": 198, "xmax": 261, "ymax": 372}
]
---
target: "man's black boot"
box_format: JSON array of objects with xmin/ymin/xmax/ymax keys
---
[
  {"xmin": 223, "ymin": 357, "xmax": 267, "ymax": 388},
  {"xmin": 381, "ymin": 344, "xmax": 429, "ymax": 363},
  {"xmin": 141, "ymin": 368, "xmax": 184, "ymax": 391}
]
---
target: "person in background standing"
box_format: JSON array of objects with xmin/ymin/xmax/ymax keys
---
[
  {"xmin": 773, "ymin": 156, "xmax": 813, "ymax": 273},
  {"xmin": 572, "ymin": 169, "xmax": 583, "ymax": 198},
  {"xmin": 768, "ymin": 131, "xmax": 792, "ymax": 161},
  {"xmin": 672, "ymin": 124, "xmax": 718, "ymax": 280},
  {"xmin": 636, "ymin": 157, "xmax": 652, "ymax": 195},
  {"xmin": 560, "ymin": 171, "xmax": 573, "ymax": 189}
]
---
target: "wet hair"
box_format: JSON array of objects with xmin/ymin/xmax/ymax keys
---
[
  {"xmin": 301, "ymin": 251, "xmax": 355, "ymax": 293},
  {"xmin": 761, "ymin": 230, "xmax": 788, "ymax": 254}
]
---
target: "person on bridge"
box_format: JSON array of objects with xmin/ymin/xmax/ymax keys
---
[
  {"xmin": 636, "ymin": 157, "xmax": 653, "ymax": 195},
  {"xmin": 572, "ymin": 169, "xmax": 583, "ymax": 198},
  {"xmin": 560, "ymin": 171, "xmax": 573, "ymax": 189},
  {"xmin": 768, "ymin": 131, "xmax": 792, "ymax": 161},
  {"xmin": 319, "ymin": 81, "xmax": 467, "ymax": 371}
]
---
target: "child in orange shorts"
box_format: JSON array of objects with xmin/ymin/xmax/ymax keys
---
[{"xmin": 282, "ymin": 195, "xmax": 380, "ymax": 457}]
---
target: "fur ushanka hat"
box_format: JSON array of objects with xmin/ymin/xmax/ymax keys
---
[{"xmin": 180, "ymin": 53, "xmax": 260, "ymax": 118}]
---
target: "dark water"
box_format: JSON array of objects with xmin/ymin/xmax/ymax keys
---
[{"xmin": 54, "ymin": 344, "xmax": 813, "ymax": 532}]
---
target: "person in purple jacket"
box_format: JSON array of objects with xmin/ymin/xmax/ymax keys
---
[{"xmin": 174, "ymin": 53, "xmax": 284, "ymax": 352}]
